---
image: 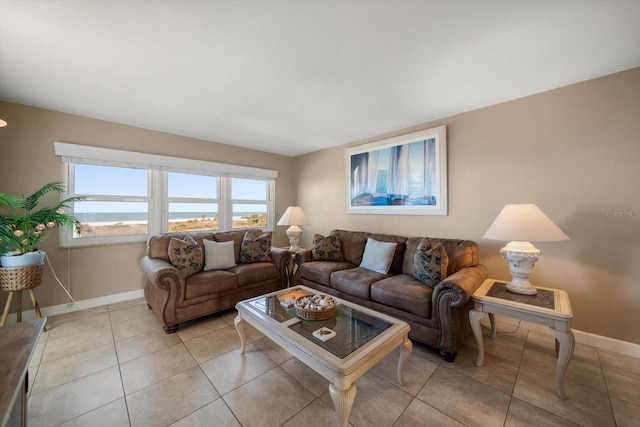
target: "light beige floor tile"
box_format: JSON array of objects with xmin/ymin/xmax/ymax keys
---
[
  {"xmin": 394, "ymin": 398, "xmax": 465, "ymax": 426},
  {"xmin": 504, "ymin": 397, "xmax": 581, "ymax": 427},
  {"xmin": 176, "ymin": 314, "xmax": 230, "ymax": 341},
  {"xmin": 120, "ymin": 343, "xmax": 197, "ymax": 395},
  {"xmin": 410, "ymin": 341, "xmax": 444, "ymax": 365},
  {"xmin": 513, "ymin": 365, "xmax": 615, "ymax": 427},
  {"xmin": 220, "ymin": 308, "xmax": 239, "ymax": 326},
  {"xmin": 446, "ymin": 344, "xmax": 519, "ymax": 395},
  {"xmin": 32, "ymin": 343, "xmax": 118, "ymax": 394},
  {"xmin": 200, "ymin": 343, "xmax": 277, "ymax": 395},
  {"xmin": 170, "ymin": 398, "xmax": 241, "ymax": 427},
  {"xmin": 109, "ymin": 302, "xmax": 156, "ymax": 325},
  {"xmin": 48, "ymin": 307, "xmax": 109, "ymax": 327},
  {"xmin": 58, "ymin": 398, "xmax": 130, "ymax": 427},
  {"xmin": 126, "ymin": 366, "xmax": 219, "ymax": 427},
  {"xmin": 282, "ymin": 399, "xmax": 350, "ymax": 427},
  {"xmin": 115, "ymin": 327, "xmax": 182, "ymax": 363},
  {"xmin": 280, "ymin": 357, "xmax": 331, "ymax": 396},
  {"xmin": 466, "ymin": 320, "xmax": 527, "ymax": 365},
  {"xmin": 183, "ymin": 325, "xmax": 242, "ymax": 364},
  {"xmin": 112, "ymin": 312, "xmax": 164, "ymax": 341},
  {"xmin": 252, "ymin": 335, "xmax": 294, "ymax": 365},
  {"xmin": 223, "ymin": 367, "xmax": 316, "ymax": 427},
  {"xmin": 29, "ymin": 340, "xmax": 46, "ymax": 367},
  {"xmin": 47, "ymin": 311, "xmax": 111, "ymax": 341},
  {"xmin": 369, "ymin": 345, "xmax": 439, "ymax": 396},
  {"xmin": 610, "ymin": 396, "xmax": 640, "ymax": 427},
  {"xmin": 41, "ymin": 325, "xmax": 113, "ymax": 363},
  {"xmin": 28, "ymin": 366, "xmax": 124, "ymax": 427},
  {"xmin": 602, "ymin": 364, "xmax": 640, "ymax": 405},
  {"xmin": 599, "ymin": 348, "xmax": 640, "ymax": 374},
  {"xmin": 417, "ymin": 366, "xmax": 510, "ymax": 427},
  {"xmin": 318, "ymin": 370, "xmax": 413, "ymax": 427}
]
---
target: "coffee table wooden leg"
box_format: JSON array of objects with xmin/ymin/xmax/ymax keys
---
[
  {"xmin": 234, "ymin": 314, "xmax": 247, "ymax": 354},
  {"xmin": 329, "ymin": 382, "xmax": 356, "ymax": 427},
  {"xmin": 550, "ymin": 326, "xmax": 575, "ymax": 399},
  {"xmin": 469, "ymin": 308, "xmax": 486, "ymax": 367},
  {"xmin": 397, "ymin": 336, "xmax": 412, "ymax": 385}
]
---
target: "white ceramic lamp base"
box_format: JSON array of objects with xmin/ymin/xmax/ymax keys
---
[
  {"xmin": 286, "ymin": 226, "xmax": 303, "ymax": 251},
  {"xmin": 499, "ymin": 241, "xmax": 540, "ymax": 295}
]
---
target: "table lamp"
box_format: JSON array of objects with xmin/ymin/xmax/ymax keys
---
[
  {"xmin": 277, "ymin": 206, "xmax": 309, "ymax": 251},
  {"xmin": 483, "ymin": 204, "xmax": 569, "ymax": 295}
]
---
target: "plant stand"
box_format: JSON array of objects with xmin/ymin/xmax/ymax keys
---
[{"xmin": 0, "ymin": 264, "xmax": 46, "ymax": 328}]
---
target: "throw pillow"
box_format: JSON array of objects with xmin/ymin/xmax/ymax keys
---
[
  {"xmin": 311, "ymin": 233, "xmax": 344, "ymax": 261},
  {"xmin": 414, "ymin": 240, "xmax": 449, "ymax": 287},
  {"xmin": 202, "ymin": 239, "xmax": 237, "ymax": 271},
  {"xmin": 359, "ymin": 237, "xmax": 396, "ymax": 274},
  {"xmin": 239, "ymin": 230, "xmax": 272, "ymax": 263},
  {"xmin": 168, "ymin": 236, "xmax": 203, "ymax": 278}
]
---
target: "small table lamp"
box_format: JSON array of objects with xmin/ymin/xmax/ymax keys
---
[
  {"xmin": 277, "ymin": 206, "xmax": 309, "ymax": 251},
  {"xmin": 483, "ymin": 204, "xmax": 569, "ymax": 295}
]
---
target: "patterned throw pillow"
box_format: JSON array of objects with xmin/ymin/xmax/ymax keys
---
[
  {"xmin": 168, "ymin": 236, "xmax": 203, "ymax": 278},
  {"xmin": 311, "ymin": 233, "xmax": 344, "ymax": 261},
  {"xmin": 413, "ymin": 240, "xmax": 449, "ymax": 287},
  {"xmin": 239, "ymin": 230, "xmax": 272, "ymax": 263}
]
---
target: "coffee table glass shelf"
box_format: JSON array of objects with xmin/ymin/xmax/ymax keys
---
[{"xmin": 235, "ymin": 285, "xmax": 412, "ymax": 427}]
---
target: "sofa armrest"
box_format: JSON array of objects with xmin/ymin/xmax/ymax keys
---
[
  {"xmin": 431, "ymin": 264, "xmax": 488, "ymax": 358},
  {"xmin": 294, "ymin": 249, "xmax": 312, "ymax": 265},
  {"xmin": 141, "ymin": 256, "xmax": 186, "ymax": 329},
  {"xmin": 141, "ymin": 256, "xmax": 184, "ymax": 290},
  {"xmin": 270, "ymin": 247, "xmax": 293, "ymax": 286}
]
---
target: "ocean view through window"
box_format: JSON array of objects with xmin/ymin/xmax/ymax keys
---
[{"xmin": 54, "ymin": 142, "xmax": 277, "ymax": 247}]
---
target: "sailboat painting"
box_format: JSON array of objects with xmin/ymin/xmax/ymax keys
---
[{"xmin": 346, "ymin": 126, "xmax": 447, "ymax": 215}]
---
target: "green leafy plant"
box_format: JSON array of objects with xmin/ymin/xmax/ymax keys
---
[{"xmin": 0, "ymin": 182, "xmax": 85, "ymax": 256}]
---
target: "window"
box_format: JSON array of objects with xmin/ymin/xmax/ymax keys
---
[{"xmin": 55, "ymin": 143, "xmax": 277, "ymax": 247}]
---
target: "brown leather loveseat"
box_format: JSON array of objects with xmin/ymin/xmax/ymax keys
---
[
  {"xmin": 141, "ymin": 229, "xmax": 291, "ymax": 333},
  {"xmin": 295, "ymin": 229, "xmax": 488, "ymax": 361}
]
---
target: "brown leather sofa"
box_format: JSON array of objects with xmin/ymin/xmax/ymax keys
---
[
  {"xmin": 294, "ymin": 230, "xmax": 488, "ymax": 361},
  {"xmin": 141, "ymin": 230, "xmax": 291, "ymax": 333}
]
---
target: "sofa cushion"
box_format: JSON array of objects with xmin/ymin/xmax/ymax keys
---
[
  {"xmin": 203, "ymin": 239, "xmax": 237, "ymax": 271},
  {"xmin": 240, "ymin": 230, "xmax": 272, "ymax": 263},
  {"xmin": 215, "ymin": 230, "xmax": 252, "ymax": 263},
  {"xmin": 371, "ymin": 275, "xmax": 433, "ymax": 318},
  {"xmin": 168, "ymin": 236, "xmax": 203, "ymax": 278},
  {"xmin": 329, "ymin": 230, "xmax": 367, "ymax": 265},
  {"xmin": 414, "ymin": 240, "xmax": 449, "ymax": 287},
  {"xmin": 299, "ymin": 261, "xmax": 355, "ymax": 286},
  {"xmin": 184, "ymin": 269, "xmax": 237, "ymax": 299},
  {"xmin": 231, "ymin": 262, "xmax": 278, "ymax": 287},
  {"xmin": 359, "ymin": 238, "xmax": 396, "ymax": 274},
  {"xmin": 311, "ymin": 234, "xmax": 344, "ymax": 261},
  {"xmin": 330, "ymin": 267, "xmax": 388, "ymax": 300}
]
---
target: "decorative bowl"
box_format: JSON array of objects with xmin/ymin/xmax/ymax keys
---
[{"xmin": 294, "ymin": 294, "xmax": 336, "ymax": 320}]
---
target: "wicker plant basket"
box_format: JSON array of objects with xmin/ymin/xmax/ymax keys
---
[
  {"xmin": 0, "ymin": 264, "xmax": 44, "ymax": 292},
  {"xmin": 294, "ymin": 294, "xmax": 336, "ymax": 321}
]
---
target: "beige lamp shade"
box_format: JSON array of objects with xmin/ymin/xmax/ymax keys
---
[
  {"xmin": 0, "ymin": 119, "xmax": 7, "ymax": 127},
  {"xmin": 277, "ymin": 206, "xmax": 309, "ymax": 226},
  {"xmin": 483, "ymin": 204, "xmax": 569, "ymax": 242}
]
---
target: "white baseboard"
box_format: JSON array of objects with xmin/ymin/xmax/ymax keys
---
[
  {"xmin": 493, "ymin": 314, "xmax": 640, "ymax": 359},
  {"xmin": 6, "ymin": 295, "xmax": 639, "ymax": 359},
  {"xmin": 4, "ymin": 289, "xmax": 145, "ymax": 322}
]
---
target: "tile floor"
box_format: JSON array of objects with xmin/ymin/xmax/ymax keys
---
[{"xmin": 25, "ymin": 298, "xmax": 639, "ymax": 427}]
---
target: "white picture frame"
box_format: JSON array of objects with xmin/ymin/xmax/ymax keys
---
[{"xmin": 345, "ymin": 125, "xmax": 447, "ymax": 216}]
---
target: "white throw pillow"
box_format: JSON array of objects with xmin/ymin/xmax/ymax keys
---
[
  {"xmin": 203, "ymin": 239, "xmax": 237, "ymax": 271},
  {"xmin": 359, "ymin": 238, "xmax": 397, "ymax": 274}
]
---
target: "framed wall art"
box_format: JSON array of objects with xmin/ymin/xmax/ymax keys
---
[{"xmin": 345, "ymin": 125, "xmax": 447, "ymax": 215}]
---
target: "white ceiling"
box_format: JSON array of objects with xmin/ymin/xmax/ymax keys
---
[{"xmin": 1, "ymin": 1, "xmax": 639, "ymax": 157}]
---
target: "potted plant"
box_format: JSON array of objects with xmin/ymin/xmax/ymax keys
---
[{"xmin": 0, "ymin": 182, "xmax": 84, "ymax": 268}]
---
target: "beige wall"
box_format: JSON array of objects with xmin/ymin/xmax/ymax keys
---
[
  {"xmin": 294, "ymin": 68, "xmax": 640, "ymax": 345},
  {"xmin": 0, "ymin": 102, "xmax": 295, "ymax": 306}
]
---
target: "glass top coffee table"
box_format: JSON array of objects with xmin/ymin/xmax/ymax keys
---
[{"xmin": 235, "ymin": 285, "xmax": 412, "ymax": 427}]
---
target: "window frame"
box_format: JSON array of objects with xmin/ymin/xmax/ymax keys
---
[{"xmin": 55, "ymin": 142, "xmax": 277, "ymax": 248}]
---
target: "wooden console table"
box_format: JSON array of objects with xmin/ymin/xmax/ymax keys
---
[
  {"xmin": 470, "ymin": 279, "xmax": 574, "ymax": 399},
  {"xmin": 0, "ymin": 318, "xmax": 46, "ymax": 427}
]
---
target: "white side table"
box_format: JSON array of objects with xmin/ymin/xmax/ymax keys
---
[{"xmin": 470, "ymin": 278, "xmax": 575, "ymax": 399}]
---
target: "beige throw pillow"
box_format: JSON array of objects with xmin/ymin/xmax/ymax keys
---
[
  {"xmin": 359, "ymin": 237, "xmax": 396, "ymax": 274},
  {"xmin": 203, "ymin": 239, "xmax": 237, "ymax": 271}
]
